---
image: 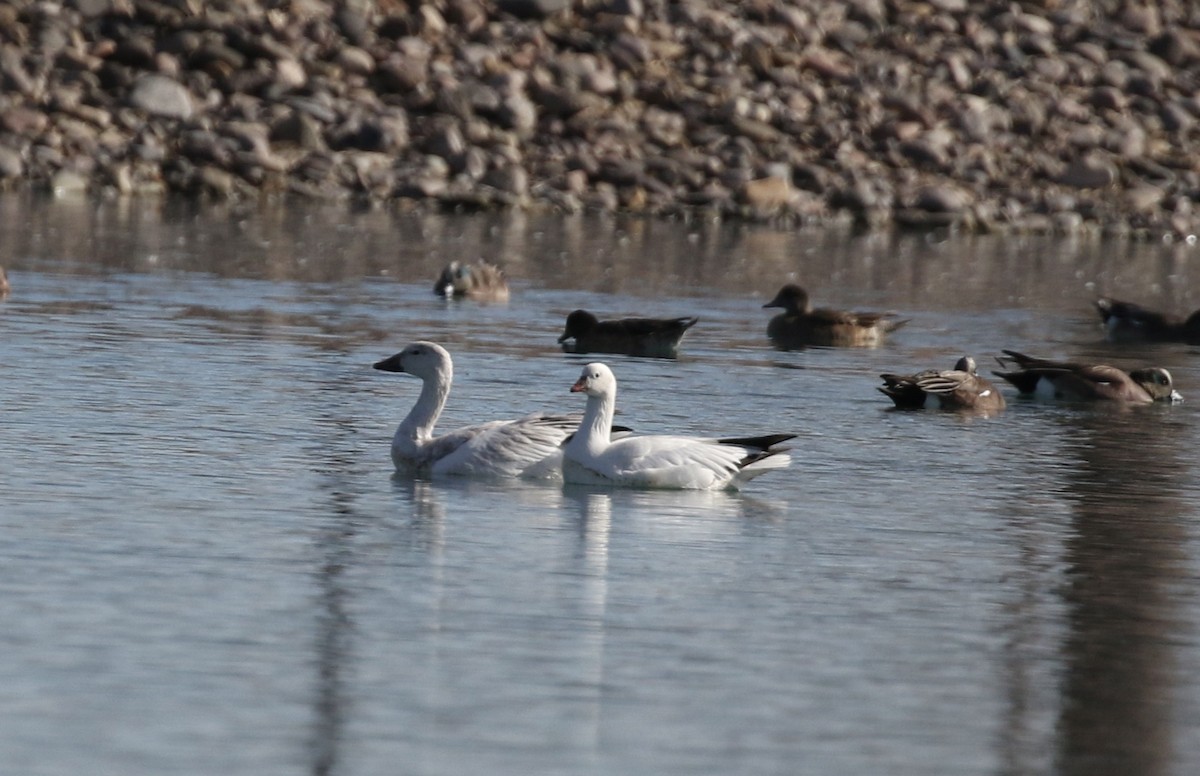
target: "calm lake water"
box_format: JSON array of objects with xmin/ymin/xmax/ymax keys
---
[{"xmin": 4, "ymin": 191, "xmax": 1200, "ymax": 775}]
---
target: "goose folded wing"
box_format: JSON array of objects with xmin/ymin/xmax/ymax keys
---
[
  {"xmin": 440, "ymin": 413, "xmax": 580, "ymax": 475},
  {"xmin": 610, "ymin": 436, "xmax": 747, "ymax": 477}
]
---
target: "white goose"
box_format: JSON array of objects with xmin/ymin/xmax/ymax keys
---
[
  {"xmin": 374, "ymin": 342, "xmax": 587, "ymax": 479},
  {"xmin": 564, "ymin": 362, "xmax": 795, "ymax": 490}
]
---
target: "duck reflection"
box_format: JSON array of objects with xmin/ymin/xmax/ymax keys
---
[{"xmin": 1052, "ymin": 407, "xmax": 1188, "ymax": 775}]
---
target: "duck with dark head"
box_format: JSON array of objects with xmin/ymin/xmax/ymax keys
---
[
  {"xmin": 557, "ymin": 309, "xmax": 698, "ymax": 359},
  {"xmin": 763, "ymin": 283, "xmax": 906, "ymax": 349}
]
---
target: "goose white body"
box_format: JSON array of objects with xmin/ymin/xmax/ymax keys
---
[
  {"xmin": 564, "ymin": 362, "xmax": 793, "ymax": 491},
  {"xmin": 375, "ymin": 342, "xmax": 578, "ymax": 479}
]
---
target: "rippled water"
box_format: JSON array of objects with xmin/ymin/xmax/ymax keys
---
[{"xmin": 4, "ymin": 192, "xmax": 1200, "ymax": 774}]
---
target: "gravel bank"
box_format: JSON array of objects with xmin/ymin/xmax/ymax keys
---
[{"xmin": 2, "ymin": 0, "xmax": 1199, "ymax": 236}]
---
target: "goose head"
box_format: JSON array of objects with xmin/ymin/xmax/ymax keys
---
[
  {"xmin": 374, "ymin": 341, "xmax": 453, "ymax": 381},
  {"xmin": 571, "ymin": 362, "xmax": 616, "ymax": 398}
]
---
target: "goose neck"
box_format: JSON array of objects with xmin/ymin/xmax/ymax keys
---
[
  {"xmin": 401, "ymin": 369, "xmax": 450, "ymax": 441},
  {"xmin": 580, "ymin": 387, "xmax": 615, "ymax": 453}
]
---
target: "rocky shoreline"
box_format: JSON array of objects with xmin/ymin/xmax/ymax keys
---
[{"xmin": 1, "ymin": 0, "xmax": 1199, "ymax": 237}]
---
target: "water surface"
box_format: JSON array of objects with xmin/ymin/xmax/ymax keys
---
[{"xmin": 3, "ymin": 193, "xmax": 1200, "ymax": 775}]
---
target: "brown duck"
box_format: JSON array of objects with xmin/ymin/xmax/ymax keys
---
[
  {"xmin": 992, "ymin": 350, "xmax": 1182, "ymax": 404},
  {"xmin": 434, "ymin": 260, "xmax": 509, "ymax": 302},
  {"xmin": 879, "ymin": 356, "xmax": 1006, "ymax": 413},
  {"xmin": 763, "ymin": 284, "xmax": 906, "ymax": 348}
]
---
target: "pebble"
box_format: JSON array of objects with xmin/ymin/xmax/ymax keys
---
[
  {"xmin": 914, "ymin": 185, "xmax": 971, "ymax": 214},
  {"xmin": 128, "ymin": 75, "xmax": 195, "ymax": 120},
  {"xmin": 0, "ymin": 1, "xmax": 1194, "ymax": 236},
  {"xmin": 0, "ymin": 145, "xmax": 23, "ymax": 179},
  {"xmin": 1057, "ymin": 158, "xmax": 1118, "ymax": 189},
  {"xmin": 738, "ymin": 175, "xmax": 793, "ymax": 212}
]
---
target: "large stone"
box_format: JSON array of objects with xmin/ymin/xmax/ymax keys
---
[
  {"xmin": 0, "ymin": 106, "xmax": 48, "ymax": 136},
  {"xmin": 1057, "ymin": 158, "xmax": 1117, "ymax": 189},
  {"xmin": 482, "ymin": 164, "xmax": 529, "ymax": 197},
  {"xmin": 128, "ymin": 75, "xmax": 194, "ymax": 120},
  {"xmin": 497, "ymin": 94, "xmax": 537, "ymax": 135},
  {"xmin": 1125, "ymin": 185, "xmax": 1164, "ymax": 213},
  {"xmin": 495, "ymin": 0, "xmax": 569, "ymax": 18},
  {"xmin": 0, "ymin": 144, "xmax": 23, "ymax": 179},
  {"xmin": 738, "ymin": 175, "xmax": 793, "ymax": 210},
  {"xmin": 336, "ymin": 47, "xmax": 375, "ymax": 76},
  {"xmin": 423, "ymin": 120, "xmax": 466, "ymax": 161},
  {"xmin": 914, "ymin": 185, "xmax": 972, "ymax": 213}
]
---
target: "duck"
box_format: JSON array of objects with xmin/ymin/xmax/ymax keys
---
[
  {"xmin": 763, "ymin": 284, "xmax": 906, "ymax": 348},
  {"xmin": 879, "ymin": 356, "xmax": 1006, "ymax": 412},
  {"xmin": 374, "ymin": 341, "xmax": 598, "ymax": 478},
  {"xmin": 1093, "ymin": 296, "xmax": 1200, "ymax": 344},
  {"xmin": 563, "ymin": 361, "xmax": 795, "ymax": 490},
  {"xmin": 433, "ymin": 260, "xmax": 509, "ymax": 301},
  {"xmin": 0, "ymin": 266, "xmax": 9, "ymax": 296},
  {"xmin": 992, "ymin": 350, "xmax": 1182, "ymax": 404},
  {"xmin": 557, "ymin": 309, "xmax": 699, "ymax": 358}
]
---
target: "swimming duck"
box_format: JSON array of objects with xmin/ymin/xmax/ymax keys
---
[
  {"xmin": 992, "ymin": 350, "xmax": 1182, "ymax": 404},
  {"xmin": 563, "ymin": 361, "xmax": 795, "ymax": 490},
  {"xmin": 879, "ymin": 356, "xmax": 1006, "ymax": 412},
  {"xmin": 1094, "ymin": 296, "xmax": 1200, "ymax": 344},
  {"xmin": 763, "ymin": 284, "xmax": 906, "ymax": 348},
  {"xmin": 557, "ymin": 309, "xmax": 699, "ymax": 358},
  {"xmin": 434, "ymin": 260, "xmax": 509, "ymax": 301}
]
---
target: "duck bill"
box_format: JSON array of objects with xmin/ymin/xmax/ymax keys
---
[{"xmin": 570, "ymin": 377, "xmax": 587, "ymax": 392}]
